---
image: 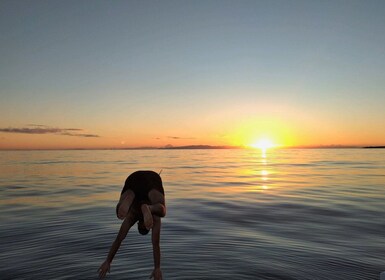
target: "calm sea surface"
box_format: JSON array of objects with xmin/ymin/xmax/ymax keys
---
[{"xmin": 0, "ymin": 149, "xmax": 384, "ymax": 280}]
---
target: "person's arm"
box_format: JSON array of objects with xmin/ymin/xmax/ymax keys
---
[
  {"xmin": 98, "ymin": 217, "xmax": 134, "ymax": 279},
  {"xmin": 150, "ymin": 215, "xmax": 163, "ymax": 280}
]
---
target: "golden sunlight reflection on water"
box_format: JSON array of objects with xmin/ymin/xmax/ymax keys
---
[{"xmin": 2, "ymin": 148, "xmax": 384, "ymax": 207}]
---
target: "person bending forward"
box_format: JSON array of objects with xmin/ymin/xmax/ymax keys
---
[{"xmin": 98, "ymin": 170, "xmax": 166, "ymax": 280}]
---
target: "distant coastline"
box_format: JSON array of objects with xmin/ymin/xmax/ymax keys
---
[
  {"xmin": 1, "ymin": 144, "xmax": 385, "ymax": 151},
  {"xmin": 159, "ymin": 145, "xmax": 238, "ymax": 150},
  {"xmin": 112, "ymin": 144, "xmax": 374, "ymax": 150}
]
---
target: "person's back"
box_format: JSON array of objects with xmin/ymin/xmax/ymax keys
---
[{"xmin": 123, "ymin": 170, "xmax": 164, "ymax": 202}]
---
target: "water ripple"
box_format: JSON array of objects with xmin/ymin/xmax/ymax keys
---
[{"xmin": 1, "ymin": 149, "xmax": 385, "ymax": 279}]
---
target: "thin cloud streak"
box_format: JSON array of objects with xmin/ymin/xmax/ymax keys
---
[
  {"xmin": 0, "ymin": 126, "xmax": 100, "ymax": 138},
  {"xmin": 167, "ymin": 136, "xmax": 196, "ymax": 140}
]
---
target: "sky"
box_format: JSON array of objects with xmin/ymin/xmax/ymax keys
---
[{"xmin": 1, "ymin": 0, "xmax": 385, "ymax": 149}]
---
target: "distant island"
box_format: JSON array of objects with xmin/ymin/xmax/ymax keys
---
[
  {"xmin": 96, "ymin": 145, "xmax": 243, "ymax": 150},
  {"xmin": 159, "ymin": 145, "xmax": 240, "ymax": 150},
  {"xmin": 363, "ymin": 146, "xmax": 385, "ymax": 149}
]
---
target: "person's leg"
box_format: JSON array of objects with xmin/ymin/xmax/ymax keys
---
[
  {"xmin": 148, "ymin": 189, "xmax": 166, "ymax": 217},
  {"xmin": 140, "ymin": 189, "xmax": 166, "ymax": 230},
  {"xmin": 117, "ymin": 189, "xmax": 135, "ymax": 220},
  {"xmin": 140, "ymin": 203, "xmax": 153, "ymax": 230}
]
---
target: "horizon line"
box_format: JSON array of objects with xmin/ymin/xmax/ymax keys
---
[{"xmin": 1, "ymin": 144, "xmax": 384, "ymax": 151}]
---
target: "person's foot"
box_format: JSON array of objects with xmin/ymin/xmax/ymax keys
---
[
  {"xmin": 141, "ymin": 204, "xmax": 153, "ymax": 230},
  {"xmin": 117, "ymin": 191, "xmax": 134, "ymax": 219}
]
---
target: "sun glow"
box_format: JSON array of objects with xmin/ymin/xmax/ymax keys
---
[
  {"xmin": 226, "ymin": 117, "xmax": 295, "ymax": 149},
  {"xmin": 250, "ymin": 138, "xmax": 275, "ymax": 150}
]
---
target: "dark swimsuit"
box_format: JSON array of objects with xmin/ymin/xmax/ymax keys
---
[
  {"xmin": 121, "ymin": 170, "xmax": 164, "ymax": 202},
  {"xmin": 116, "ymin": 171, "xmax": 164, "ymax": 222}
]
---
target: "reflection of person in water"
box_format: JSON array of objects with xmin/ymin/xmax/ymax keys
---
[{"xmin": 98, "ymin": 171, "xmax": 166, "ymax": 280}]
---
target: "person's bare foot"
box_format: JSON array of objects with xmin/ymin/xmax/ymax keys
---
[
  {"xmin": 117, "ymin": 191, "xmax": 134, "ymax": 219},
  {"xmin": 141, "ymin": 204, "xmax": 153, "ymax": 230}
]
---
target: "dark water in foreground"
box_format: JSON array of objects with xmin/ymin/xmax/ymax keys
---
[{"xmin": 0, "ymin": 149, "xmax": 384, "ymax": 280}]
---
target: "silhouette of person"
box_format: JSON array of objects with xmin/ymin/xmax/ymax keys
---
[{"xmin": 98, "ymin": 171, "xmax": 166, "ymax": 280}]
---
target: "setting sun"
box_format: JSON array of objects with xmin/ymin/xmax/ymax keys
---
[{"xmin": 250, "ymin": 138, "xmax": 275, "ymax": 150}]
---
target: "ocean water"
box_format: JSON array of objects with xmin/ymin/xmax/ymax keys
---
[{"xmin": 0, "ymin": 149, "xmax": 384, "ymax": 280}]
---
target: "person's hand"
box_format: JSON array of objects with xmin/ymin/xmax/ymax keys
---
[
  {"xmin": 97, "ymin": 260, "xmax": 111, "ymax": 279},
  {"xmin": 149, "ymin": 267, "xmax": 163, "ymax": 280}
]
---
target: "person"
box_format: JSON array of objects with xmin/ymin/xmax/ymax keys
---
[{"xmin": 98, "ymin": 170, "xmax": 166, "ymax": 280}]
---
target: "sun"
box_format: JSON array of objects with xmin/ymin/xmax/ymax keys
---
[{"xmin": 250, "ymin": 138, "xmax": 275, "ymax": 150}]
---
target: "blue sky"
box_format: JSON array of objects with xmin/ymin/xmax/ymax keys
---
[{"xmin": 1, "ymin": 0, "xmax": 385, "ymax": 148}]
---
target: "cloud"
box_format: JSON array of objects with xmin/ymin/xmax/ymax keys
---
[
  {"xmin": 167, "ymin": 136, "xmax": 196, "ymax": 140},
  {"xmin": 0, "ymin": 125, "xmax": 100, "ymax": 138}
]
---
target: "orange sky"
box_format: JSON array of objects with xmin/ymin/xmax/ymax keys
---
[{"xmin": 1, "ymin": 107, "xmax": 384, "ymax": 149}]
